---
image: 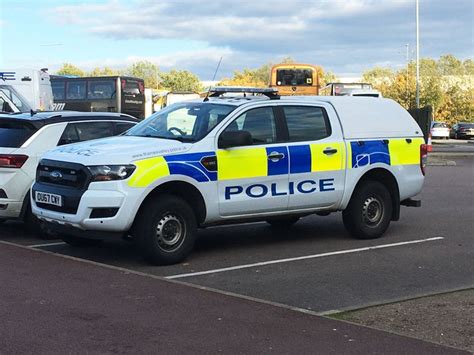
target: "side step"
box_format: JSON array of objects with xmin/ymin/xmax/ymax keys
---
[{"xmin": 401, "ymin": 198, "xmax": 421, "ymax": 207}]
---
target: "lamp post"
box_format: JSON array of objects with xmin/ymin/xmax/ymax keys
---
[{"xmin": 416, "ymin": 0, "xmax": 420, "ymax": 108}]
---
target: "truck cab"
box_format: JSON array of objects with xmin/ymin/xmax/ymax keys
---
[{"xmin": 32, "ymin": 87, "xmax": 427, "ymax": 265}]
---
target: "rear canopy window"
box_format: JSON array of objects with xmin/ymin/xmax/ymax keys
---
[{"xmin": 0, "ymin": 121, "xmax": 37, "ymax": 148}]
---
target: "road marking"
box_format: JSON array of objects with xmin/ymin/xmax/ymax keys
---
[
  {"xmin": 28, "ymin": 242, "xmax": 67, "ymax": 248},
  {"xmin": 166, "ymin": 237, "xmax": 444, "ymax": 279}
]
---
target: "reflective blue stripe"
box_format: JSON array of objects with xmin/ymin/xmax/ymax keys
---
[
  {"xmin": 350, "ymin": 140, "xmax": 390, "ymax": 168},
  {"xmin": 165, "ymin": 152, "xmax": 217, "ymax": 182},
  {"xmin": 266, "ymin": 146, "xmax": 288, "ymax": 176},
  {"xmin": 289, "ymin": 145, "xmax": 311, "ymax": 174}
]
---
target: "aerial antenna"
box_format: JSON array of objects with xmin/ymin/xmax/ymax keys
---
[{"xmin": 203, "ymin": 56, "xmax": 223, "ymax": 102}]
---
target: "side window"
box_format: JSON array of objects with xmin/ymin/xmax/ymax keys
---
[
  {"xmin": 66, "ymin": 81, "xmax": 86, "ymax": 100},
  {"xmin": 58, "ymin": 123, "xmax": 80, "ymax": 145},
  {"xmin": 223, "ymin": 107, "xmax": 276, "ymax": 145},
  {"xmin": 75, "ymin": 122, "xmax": 114, "ymax": 141},
  {"xmin": 52, "ymin": 81, "xmax": 65, "ymax": 100},
  {"xmin": 115, "ymin": 122, "xmax": 135, "ymax": 135},
  {"xmin": 283, "ymin": 106, "xmax": 330, "ymax": 142}
]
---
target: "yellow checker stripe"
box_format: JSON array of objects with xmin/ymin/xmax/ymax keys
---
[
  {"xmin": 310, "ymin": 142, "xmax": 345, "ymax": 171},
  {"xmin": 128, "ymin": 156, "xmax": 170, "ymax": 188},
  {"xmin": 217, "ymin": 147, "xmax": 267, "ymax": 180},
  {"xmin": 388, "ymin": 138, "xmax": 424, "ymax": 165},
  {"xmin": 346, "ymin": 141, "xmax": 352, "ymax": 169}
]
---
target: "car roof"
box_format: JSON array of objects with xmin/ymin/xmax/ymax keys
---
[{"xmin": 0, "ymin": 111, "xmax": 138, "ymax": 129}]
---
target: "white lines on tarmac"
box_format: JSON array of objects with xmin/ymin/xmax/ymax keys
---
[
  {"xmin": 28, "ymin": 242, "xmax": 67, "ymax": 248},
  {"xmin": 165, "ymin": 237, "xmax": 444, "ymax": 280}
]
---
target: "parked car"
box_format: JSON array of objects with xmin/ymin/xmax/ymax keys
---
[
  {"xmin": 0, "ymin": 111, "xmax": 138, "ymax": 228},
  {"xmin": 450, "ymin": 122, "xmax": 474, "ymax": 140},
  {"xmin": 430, "ymin": 121, "xmax": 450, "ymax": 139}
]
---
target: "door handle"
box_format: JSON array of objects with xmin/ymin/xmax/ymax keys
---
[
  {"xmin": 267, "ymin": 152, "xmax": 285, "ymax": 161},
  {"xmin": 323, "ymin": 148, "xmax": 338, "ymax": 155}
]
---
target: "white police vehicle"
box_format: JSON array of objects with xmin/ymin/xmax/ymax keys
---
[{"xmin": 32, "ymin": 87, "xmax": 428, "ymax": 265}]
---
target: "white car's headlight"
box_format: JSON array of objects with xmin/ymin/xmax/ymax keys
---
[{"xmin": 87, "ymin": 165, "xmax": 136, "ymax": 182}]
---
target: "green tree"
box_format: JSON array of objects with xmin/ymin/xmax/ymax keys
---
[
  {"xmin": 125, "ymin": 61, "xmax": 161, "ymax": 89},
  {"xmin": 56, "ymin": 63, "xmax": 85, "ymax": 77},
  {"xmin": 89, "ymin": 67, "xmax": 120, "ymax": 77},
  {"xmin": 438, "ymin": 54, "xmax": 464, "ymax": 75},
  {"xmin": 161, "ymin": 70, "xmax": 202, "ymax": 92},
  {"xmin": 320, "ymin": 70, "xmax": 338, "ymax": 86},
  {"xmin": 463, "ymin": 59, "xmax": 474, "ymax": 75}
]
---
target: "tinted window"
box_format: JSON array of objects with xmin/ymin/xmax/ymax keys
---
[
  {"xmin": 0, "ymin": 96, "xmax": 14, "ymax": 113},
  {"xmin": 122, "ymin": 80, "xmax": 143, "ymax": 96},
  {"xmin": 58, "ymin": 121, "xmax": 114, "ymax": 145},
  {"xmin": 76, "ymin": 122, "xmax": 114, "ymax": 141},
  {"xmin": 52, "ymin": 81, "xmax": 65, "ymax": 100},
  {"xmin": 224, "ymin": 107, "xmax": 276, "ymax": 145},
  {"xmin": 66, "ymin": 81, "xmax": 86, "ymax": 100},
  {"xmin": 88, "ymin": 80, "xmax": 115, "ymax": 99},
  {"xmin": 276, "ymin": 69, "xmax": 313, "ymax": 86},
  {"xmin": 58, "ymin": 123, "xmax": 80, "ymax": 145},
  {"xmin": 0, "ymin": 121, "xmax": 37, "ymax": 148},
  {"xmin": 115, "ymin": 122, "xmax": 135, "ymax": 135},
  {"xmin": 284, "ymin": 106, "xmax": 330, "ymax": 142}
]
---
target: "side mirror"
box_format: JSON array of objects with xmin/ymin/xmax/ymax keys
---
[{"xmin": 218, "ymin": 130, "xmax": 252, "ymax": 149}]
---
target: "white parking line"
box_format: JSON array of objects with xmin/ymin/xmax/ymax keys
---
[
  {"xmin": 28, "ymin": 242, "xmax": 67, "ymax": 248},
  {"xmin": 166, "ymin": 237, "xmax": 444, "ymax": 279}
]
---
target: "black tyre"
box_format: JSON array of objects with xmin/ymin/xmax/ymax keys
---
[
  {"xmin": 266, "ymin": 216, "xmax": 300, "ymax": 228},
  {"xmin": 342, "ymin": 180, "xmax": 393, "ymax": 240},
  {"xmin": 61, "ymin": 234, "xmax": 103, "ymax": 247},
  {"xmin": 135, "ymin": 194, "xmax": 197, "ymax": 265}
]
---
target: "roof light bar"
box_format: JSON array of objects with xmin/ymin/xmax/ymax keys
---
[{"xmin": 209, "ymin": 86, "xmax": 280, "ymax": 99}]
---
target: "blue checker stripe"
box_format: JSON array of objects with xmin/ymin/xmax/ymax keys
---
[
  {"xmin": 289, "ymin": 145, "xmax": 311, "ymax": 174},
  {"xmin": 266, "ymin": 146, "xmax": 289, "ymax": 176},
  {"xmin": 351, "ymin": 140, "xmax": 390, "ymax": 168}
]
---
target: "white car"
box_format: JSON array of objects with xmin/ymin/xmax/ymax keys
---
[
  {"xmin": 430, "ymin": 121, "xmax": 450, "ymax": 139},
  {"xmin": 0, "ymin": 111, "xmax": 137, "ymax": 227},
  {"xmin": 32, "ymin": 88, "xmax": 427, "ymax": 264}
]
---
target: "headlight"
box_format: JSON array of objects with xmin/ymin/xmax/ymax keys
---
[{"xmin": 87, "ymin": 165, "xmax": 136, "ymax": 182}]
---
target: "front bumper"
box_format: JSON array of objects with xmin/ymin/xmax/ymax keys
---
[{"xmin": 32, "ymin": 183, "xmax": 143, "ymax": 233}]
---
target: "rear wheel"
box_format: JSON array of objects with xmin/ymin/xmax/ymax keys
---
[
  {"xmin": 343, "ymin": 180, "xmax": 393, "ymax": 240},
  {"xmin": 135, "ymin": 194, "xmax": 197, "ymax": 265},
  {"xmin": 266, "ymin": 216, "xmax": 300, "ymax": 228}
]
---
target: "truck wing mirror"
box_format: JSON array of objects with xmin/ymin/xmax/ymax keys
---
[{"xmin": 218, "ymin": 130, "xmax": 252, "ymax": 149}]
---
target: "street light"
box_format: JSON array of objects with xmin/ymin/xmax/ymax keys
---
[{"xmin": 416, "ymin": 0, "xmax": 420, "ymax": 108}]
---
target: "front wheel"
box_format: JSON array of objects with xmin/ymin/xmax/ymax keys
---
[
  {"xmin": 135, "ymin": 194, "xmax": 197, "ymax": 265},
  {"xmin": 342, "ymin": 181, "xmax": 393, "ymax": 240}
]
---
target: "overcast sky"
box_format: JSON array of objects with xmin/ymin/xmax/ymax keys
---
[{"xmin": 1, "ymin": 0, "xmax": 472, "ymax": 80}]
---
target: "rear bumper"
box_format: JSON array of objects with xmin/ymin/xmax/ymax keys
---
[{"xmin": 0, "ymin": 200, "xmax": 23, "ymax": 219}]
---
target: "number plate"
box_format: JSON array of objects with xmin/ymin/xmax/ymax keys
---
[{"xmin": 35, "ymin": 191, "xmax": 62, "ymax": 207}]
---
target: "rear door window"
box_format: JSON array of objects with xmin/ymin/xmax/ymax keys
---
[
  {"xmin": 0, "ymin": 121, "xmax": 37, "ymax": 148},
  {"xmin": 114, "ymin": 122, "xmax": 135, "ymax": 135},
  {"xmin": 283, "ymin": 106, "xmax": 331, "ymax": 142},
  {"xmin": 58, "ymin": 121, "xmax": 114, "ymax": 145}
]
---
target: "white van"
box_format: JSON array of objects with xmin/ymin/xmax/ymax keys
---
[{"xmin": 0, "ymin": 69, "xmax": 54, "ymax": 111}]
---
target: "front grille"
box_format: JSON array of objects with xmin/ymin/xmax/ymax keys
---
[{"xmin": 37, "ymin": 160, "xmax": 90, "ymax": 190}]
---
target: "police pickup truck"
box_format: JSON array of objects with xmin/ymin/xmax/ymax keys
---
[{"xmin": 32, "ymin": 87, "xmax": 428, "ymax": 265}]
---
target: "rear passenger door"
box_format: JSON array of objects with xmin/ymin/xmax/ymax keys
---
[
  {"xmin": 216, "ymin": 106, "xmax": 290, "ymax": 216},
  {"xmin": 281, "ymin": 105, "xmax": 345, "ymax": 210}
]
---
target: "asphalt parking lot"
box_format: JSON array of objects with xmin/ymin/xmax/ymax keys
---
[{"xmin": 1, "ymin": 157, "xmax": 473, "ymax": 317}]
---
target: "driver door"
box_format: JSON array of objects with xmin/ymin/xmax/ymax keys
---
[{"xmin": 216, "ymin": 106, "xmax": 290, "ymax": 217}]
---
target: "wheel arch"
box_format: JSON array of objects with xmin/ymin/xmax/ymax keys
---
[
  {"xmin": 134, "ymin": 180, "xmax": 207, "ymax": 227},
  {"xmin": 346, "ymin": 168, "xmax": 401, "ymax": 221}
]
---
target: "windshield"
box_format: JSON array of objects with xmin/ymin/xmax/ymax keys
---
[
  {"xmin": 0, "ymin": 85, "xmax": 33, "ymax": 112},
  {"xmin": 126, "ymin": 102, "xmax": 235, "ymax": 142}
]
